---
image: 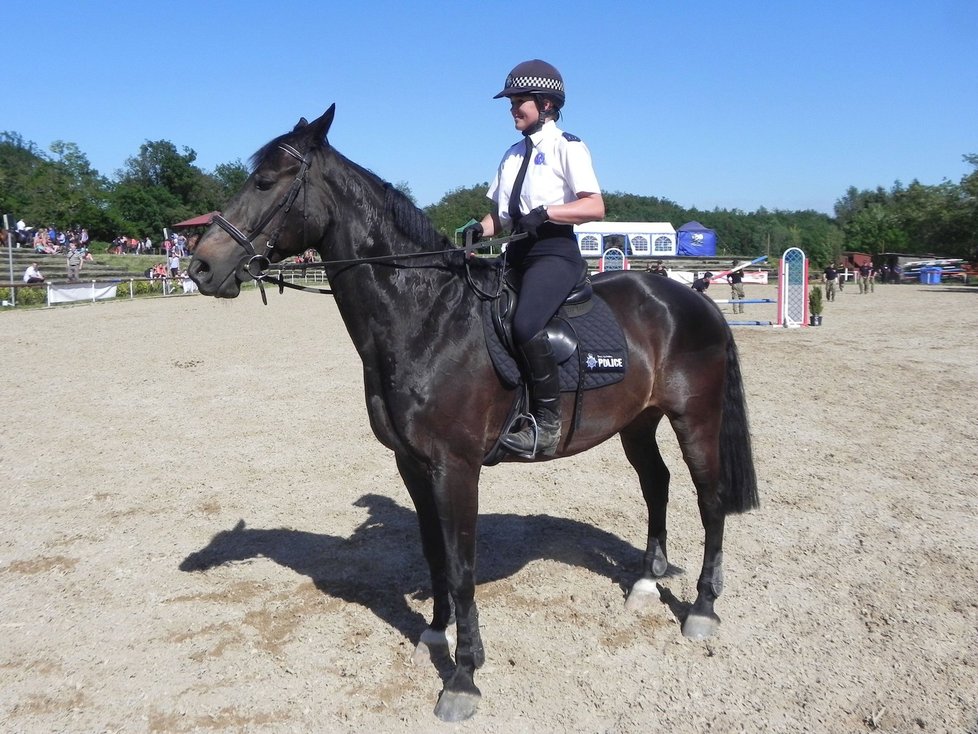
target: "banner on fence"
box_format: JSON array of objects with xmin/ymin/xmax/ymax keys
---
[{"xmin": 48, "ymin": 282, "xmax": 119, "ymax": 304}]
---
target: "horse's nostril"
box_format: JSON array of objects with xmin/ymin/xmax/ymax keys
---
[{"xmin": 188, "ymin": 258, "xmax": 211, "ymax": 282}]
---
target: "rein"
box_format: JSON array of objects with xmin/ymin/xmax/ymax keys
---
[
  {"xmin": 210, "ymin": 144, "xmax": 524, "ymax": 304},
  {"xmin": 257, "ymin": 233, "xmax": 522, "ymax": 301}
]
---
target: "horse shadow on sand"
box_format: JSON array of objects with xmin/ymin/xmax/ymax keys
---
[{"xmin": 179, "ymin": 493, "xmax": 689, "ymax": 648}]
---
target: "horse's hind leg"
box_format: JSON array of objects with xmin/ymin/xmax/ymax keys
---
[
  {"xmin": 620, "ymin": 411, "xmax": 672, "ymax": 611},
  {"xmin": 670, "ymin": 412, "xmax": 727, "ymax": 640}
]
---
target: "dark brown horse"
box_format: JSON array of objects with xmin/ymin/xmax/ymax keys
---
[{"xmin": 188, "ymin": 106, "xmax": 759, "ymax": 722}]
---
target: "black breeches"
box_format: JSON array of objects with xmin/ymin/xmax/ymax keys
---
[{"xmin": 512, "ymin": 254, "xmax": 584, "ymax": 345}]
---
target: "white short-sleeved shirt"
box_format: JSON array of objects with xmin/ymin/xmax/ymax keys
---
[{"xmin": 487, "ymin": 120, "xmax": 600, "ymax": 227}]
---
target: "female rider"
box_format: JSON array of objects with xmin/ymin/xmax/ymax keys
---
[{"xmin": 464, "ymin": 59, "xmax": 605, "ymax": 458}]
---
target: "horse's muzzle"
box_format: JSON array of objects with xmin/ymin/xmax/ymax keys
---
[{"xmin": 187, "ymin": 253, "xmax": 245, "ymax": 298}]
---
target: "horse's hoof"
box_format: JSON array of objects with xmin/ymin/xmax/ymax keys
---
[
  {"xmin": 624, "ymin": 577, "xmax": 660, "ymax": 612},
  {"xmin": 433, "ymin": 688, "xmax": 480, "ymax": 722},
  {"xmin": 682, "ymin": 613, "xmax": 720, "ymax": 640}
]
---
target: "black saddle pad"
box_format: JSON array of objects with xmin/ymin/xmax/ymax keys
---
[{"xmin": 482, "ymin": 295, "xmax": 627, "ymax": 392}]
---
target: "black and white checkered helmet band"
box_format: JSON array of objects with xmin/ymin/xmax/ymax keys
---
[{"xmin": 504, "ymin": 74, "xmax": 564, "ymax": 94}]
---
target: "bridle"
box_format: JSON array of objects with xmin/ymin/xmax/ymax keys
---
[
  {"xmin": 210, "ymin": 142, "xmax": 312, "ymax": 304},
  {"xmin": 207, "ymin": 141, "xmax": 525, "ymax": 304}
]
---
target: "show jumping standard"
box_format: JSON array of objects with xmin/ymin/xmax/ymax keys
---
[{"xmin": 188, "ymin": 106, "xmax": 759, "ymax": 722}]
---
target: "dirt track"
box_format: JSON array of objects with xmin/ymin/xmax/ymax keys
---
[{"xmin": 1, "ymin": 281, "xmax": 976, "ymax": 733}]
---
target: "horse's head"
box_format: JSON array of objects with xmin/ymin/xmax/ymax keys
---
[{"xmin": 188, "ymin": 105, "xmax": 336, "ymax": 298}]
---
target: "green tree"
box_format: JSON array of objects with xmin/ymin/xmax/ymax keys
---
[
  {"xmin": 41, "ymin": 142, "xmax": 112, "ymax": 232},
  {"xmin": 959, "ymin": 154, "xmax": 978, "ymax": 259},
  {"xmin": 109, "ymin": 140, "xmax": 215, "ymax": 237},
  {"xmin": 834, "ymin": 173, "xmax": 976, "ymax": 260},
  {"xmin": 843, "ymin": 203, "xmax": 908, "ymax": 255},
  {"xmin": 211, "ymin": 160, "xmax": 249, "ymax": 205},
  {"xmin": 424, "ymin": 184, "xmax": 492, "ymax": 240},
  {"xmin": 0, "ymin": 132, "xmax": 46, "ymax": 223},
  {"xmin": 602, "ymin": 192, "xmax": 686, "ymax": 223}
]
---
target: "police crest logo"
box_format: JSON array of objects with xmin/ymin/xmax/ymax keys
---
[{"xmin": 585, "ymin": 351, "xmax": 625, "ymax": 372}]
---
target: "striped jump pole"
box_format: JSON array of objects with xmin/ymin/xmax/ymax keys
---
[
  {"xmin": 711, "ymin": 298, "xmax": 776, "ymax": 305},
  {"xmin": 709, "ymin": 254, "xmax": 768, "ymax": 282}
]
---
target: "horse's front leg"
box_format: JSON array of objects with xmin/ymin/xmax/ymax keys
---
[
  {"xmin": 396, "ymin": 452, "xmax": 484, "ymax": 722},
  {"xmin": 432, "ymin": 456, "xmax": 484, "ymax": 722},
  {"xmin": 396, "ymin": 454, "xmax": 456, "ymax": 661}
]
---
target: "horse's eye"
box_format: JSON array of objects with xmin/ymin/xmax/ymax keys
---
[{"xmin": 255, "ymin": 176, "xmax": 275, "ymax": 191}]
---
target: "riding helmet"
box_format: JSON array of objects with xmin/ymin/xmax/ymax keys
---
[{"xmin": 494, "ymin": 59, "xmax": 565, "ymax": 108}]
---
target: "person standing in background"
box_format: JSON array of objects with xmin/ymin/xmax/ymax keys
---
[
  {"xmin": 858, "ymin": 261, "xmax": 873, "ymax": 293},
  {"xmin": 66, "ymin": 244, "xmax": 83, "ymax": 282},
  {"xmin": 727, "ymin": 263, "xmax": 745, "ymax": 313},
  {"xmin": 823, "ymin": 263, "xmax": 838, "ymax": 301}
]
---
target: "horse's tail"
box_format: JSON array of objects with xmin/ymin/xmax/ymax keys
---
[{"xmin": 719, "ymin": 335, "xmax": 760, "ymax": 514}]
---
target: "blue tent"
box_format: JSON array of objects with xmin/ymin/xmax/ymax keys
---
[{"xmin": 676, "ymin": 221, "xmax": 717, "ymax": 256}]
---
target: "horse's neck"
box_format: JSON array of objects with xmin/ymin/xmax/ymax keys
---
[
  {"xmin": 321, "ymin": 150, "xmax": 436, "ymax": 260},
  {"xmin": 317, "ymin": 155, "xmax": 466, "ymax": 349}
]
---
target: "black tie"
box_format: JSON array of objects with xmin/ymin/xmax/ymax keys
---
[{"xmin": 508, "ymin": 136, "xmax": 533, "ymax": 224}]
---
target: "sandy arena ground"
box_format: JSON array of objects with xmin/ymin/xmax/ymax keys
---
[{"xmin": 1, "ymin": 280, "xmax": 976, "ymax": 733}]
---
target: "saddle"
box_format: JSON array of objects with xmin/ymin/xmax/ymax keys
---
[{"xmin": 480, "ymin": 262, "xmax": 628, "ymax": 465}]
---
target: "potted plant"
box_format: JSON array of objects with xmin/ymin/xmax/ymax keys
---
[{"xmin": 808, "ymin": 285, "xmax": 824, "ymax": 326}]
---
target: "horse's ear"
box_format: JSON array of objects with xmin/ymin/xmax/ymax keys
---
[
  {"xmin": 309, "ymin": 104, "xmax": 336, "ymax": 143},
  {"xmin": 293, "ymin": 117, "xmax": 309, "ymax": 132}
]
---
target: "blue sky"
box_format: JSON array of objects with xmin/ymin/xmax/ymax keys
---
[{"xmin": 5, "ymin": 0, "xmax": 976, "ymax": 215}]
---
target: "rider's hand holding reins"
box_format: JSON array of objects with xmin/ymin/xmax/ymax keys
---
[
  {"xmin": 514, "ymin": 206, "xmax": 548, "ymax": 239},
  {"xmin": 462, "ymin": 221, "xmax": 484, "ymax": 245}
]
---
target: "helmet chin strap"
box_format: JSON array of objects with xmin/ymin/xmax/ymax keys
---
[{"xmin": 522, "ymin": 98, "xmax": 554, "ymax": 137}]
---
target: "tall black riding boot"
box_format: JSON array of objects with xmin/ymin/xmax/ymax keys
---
[{"xmin": 501, "ymin": 331, "xmax": 562, "ymax": 459}]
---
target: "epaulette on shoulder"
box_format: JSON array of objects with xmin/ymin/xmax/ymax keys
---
[{"xmin": 562, "ymin": 132, "xmax": 582, "ymax": 142}]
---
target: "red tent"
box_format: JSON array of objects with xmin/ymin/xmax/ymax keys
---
[{"xmin": 171, "ymin": 211, "xmax": 219, "ymax": 228}]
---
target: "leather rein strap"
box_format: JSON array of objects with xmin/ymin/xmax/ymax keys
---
[
  {"xmin": 209, "ymin": 150, "xmax": 525, "ymax": 304},
  {"xmin": 258, "ymin": 232, "xmax": 524, "ymax": 300}
]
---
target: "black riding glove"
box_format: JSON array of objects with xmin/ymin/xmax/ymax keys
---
[
  {"xmin": 514, "ymin": 206, "xmax": 548, "ymax": 239},
  {"xmin": 462, "ymin": 221, "xmax": 484, "ymax": 246}
]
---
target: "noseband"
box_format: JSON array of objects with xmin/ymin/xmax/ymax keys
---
[{"xmin": 210, "ymin": 143, "xmax": 311, "ymax": 303}]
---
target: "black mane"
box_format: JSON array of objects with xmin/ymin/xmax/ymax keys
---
[
  {"xmin": 383, "ymin": 184, "xmax": 451, "ymax": 250},
  {"xmin": 251, "ymin": 132, "xmax": 450, "ymax": 252}
]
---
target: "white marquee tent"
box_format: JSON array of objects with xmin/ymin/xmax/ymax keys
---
[{"xmin": 573, "ymin": 221, "xmax": 677, "ymax": 258}]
